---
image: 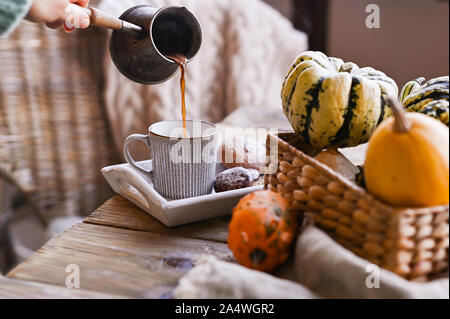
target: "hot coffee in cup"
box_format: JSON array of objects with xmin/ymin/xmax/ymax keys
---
[{"xmin": 124, "ymin": 120, "xmax": 218, "ymax": 199}]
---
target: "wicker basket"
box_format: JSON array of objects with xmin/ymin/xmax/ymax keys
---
[
  {"xmin": 0, "ymin": 0, "xmax": 120, "ymax": 222},
  {"xmin": 264, "ymin": 132, "xmax": 449, "ymax": 281}
]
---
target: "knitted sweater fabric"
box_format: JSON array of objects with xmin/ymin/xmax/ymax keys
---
[{"xmin": 0, "ymin": 0, "xmax": 32, "ymax": 37}]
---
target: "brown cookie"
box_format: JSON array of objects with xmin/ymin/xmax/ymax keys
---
[{"xmin": 214, "ymin": 167, "xmax": 256, "ymax": 193}]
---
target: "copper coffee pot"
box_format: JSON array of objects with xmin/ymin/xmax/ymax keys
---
[{"xmin": 84, "ymin": 5, "xmax": 202, "ymax": 84}]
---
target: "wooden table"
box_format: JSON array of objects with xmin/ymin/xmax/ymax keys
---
[
  {"xmin": 0, "ymin": 108, "xmax": 371, "ymax": 299},
  {"xmin": 0, "ymin": 108, "xmax": 290, "ymax": 298},
  {"xmin": 3, "ymin": 196, "xmax": 232, "ymax": 299},
  {"xmin": 0, "ymin": 107, "xmax": 292, "ymax": 299},
  {"xmin": 0, "ymin": 107, "xmax": 373, "ymax": 299}
]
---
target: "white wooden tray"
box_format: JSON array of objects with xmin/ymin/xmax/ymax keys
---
[{"xmin": 101, "ymin": 161, "xmax": 263, "ymax": 227}]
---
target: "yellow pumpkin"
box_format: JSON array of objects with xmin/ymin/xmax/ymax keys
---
[{"xmin": 364, "ymin": 97, "xmax": 449, "ymax": 207}]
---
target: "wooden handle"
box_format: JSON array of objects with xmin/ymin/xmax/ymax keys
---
[
  {"xmin": 82, "ymin": 7, "xmax": 143, "ymax": 37},
  {"xmin": 84, "ymin": 7, "xmax": 123, "ymax": 31}
]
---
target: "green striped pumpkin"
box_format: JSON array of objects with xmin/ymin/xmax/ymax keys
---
[
  {"xmin": 400, "ymin": 76, "xmax": 449, "ymax": 126},
  {"xmin": 399, "ymin": 77, "xmax": 425, "ymax": 103},
  {"xmin": 282, "ymin": 51, "xmax": 398, "ymax": 149}
]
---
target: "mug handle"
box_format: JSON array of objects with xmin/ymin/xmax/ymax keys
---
[{"xmin": 123, "ymin": 134, "xmax": 152, "ymax": 174}]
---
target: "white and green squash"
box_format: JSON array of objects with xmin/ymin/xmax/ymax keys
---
[
  {"xmin": 281, "ymin": 51, "xmax": 398, "ymax": 149},
  {"xmin": 399, "ymin": 77, "xmax": 425, "ymax": 103},
  {"xmin": 400, "ymin": 76, "xmax": 449, "ymax": 126}
]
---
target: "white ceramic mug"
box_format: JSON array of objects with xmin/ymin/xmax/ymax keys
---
[{"xmin": 124, "ymin": 120, "xmax": 218, "ymax": 199}]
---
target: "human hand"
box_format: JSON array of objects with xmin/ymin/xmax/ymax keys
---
[{"xmin": 26, "ymin": 0, "xmax": 90, "ymax": 32}]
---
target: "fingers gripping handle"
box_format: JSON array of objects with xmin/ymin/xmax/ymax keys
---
[{"xmin": 124, "ymin": 134, "xmax": 153, "ymax": 174}]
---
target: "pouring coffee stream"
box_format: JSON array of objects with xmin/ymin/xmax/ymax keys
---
[
  {"xmin": 81, "ymin": 5, "xmax": 202, "ymax": 85},
  {"xmin": 81, "ymin": 5, "xmax": 201, "ymax": 135},
  {"xmin": 165, "ymin": 54, "xmax": 188, "ymax": 137}
]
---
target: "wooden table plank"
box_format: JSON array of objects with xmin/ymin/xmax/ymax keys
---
[
  {"xmin": 85, "ymin": 196, "xmax": 230, "ymax": 243},
  {"xmin": 8, "ymin": 222, "xmax": 231, "ymax": 298},
  {"xmin": 0, "ymin": 277, "xmax": 130, "ymax": 299},
  {"xmin": 2, "ymin": 115, "xmax": 284, "ymax": 298}
]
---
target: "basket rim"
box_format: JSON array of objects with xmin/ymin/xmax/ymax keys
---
[{"xmin": 268, "ymin": 132, "xmax": 449, "ymax": 216}]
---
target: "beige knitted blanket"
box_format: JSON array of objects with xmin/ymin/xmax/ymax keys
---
[
  {"xmin": 98, "ymin": 0, "xmax": 308, "ymax": 160},
  {"xmin": 175, "ymin": 227, "xmax": 449, "ymax": 299}
]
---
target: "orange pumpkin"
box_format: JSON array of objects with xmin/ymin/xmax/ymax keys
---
[{"xmin": 228, "ymin": 190, "xmax": 299, "ymax": 272}]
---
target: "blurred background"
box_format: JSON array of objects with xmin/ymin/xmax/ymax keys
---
[
  {"xmin": 264, "ymin": 0, "xmax": 449, "ymax": 85},
  {"xmin": 1, "ymin": 0, "xmax": 449, "ymax": 273}
]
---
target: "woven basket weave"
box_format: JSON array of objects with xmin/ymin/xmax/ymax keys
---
[
  {"xmin": 264, "ymin": 132, "xmax": 449, "ymax": 281},
  {"xmin": 0, "ymin": 1, "xmax": 119, "ymax": 222}
]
